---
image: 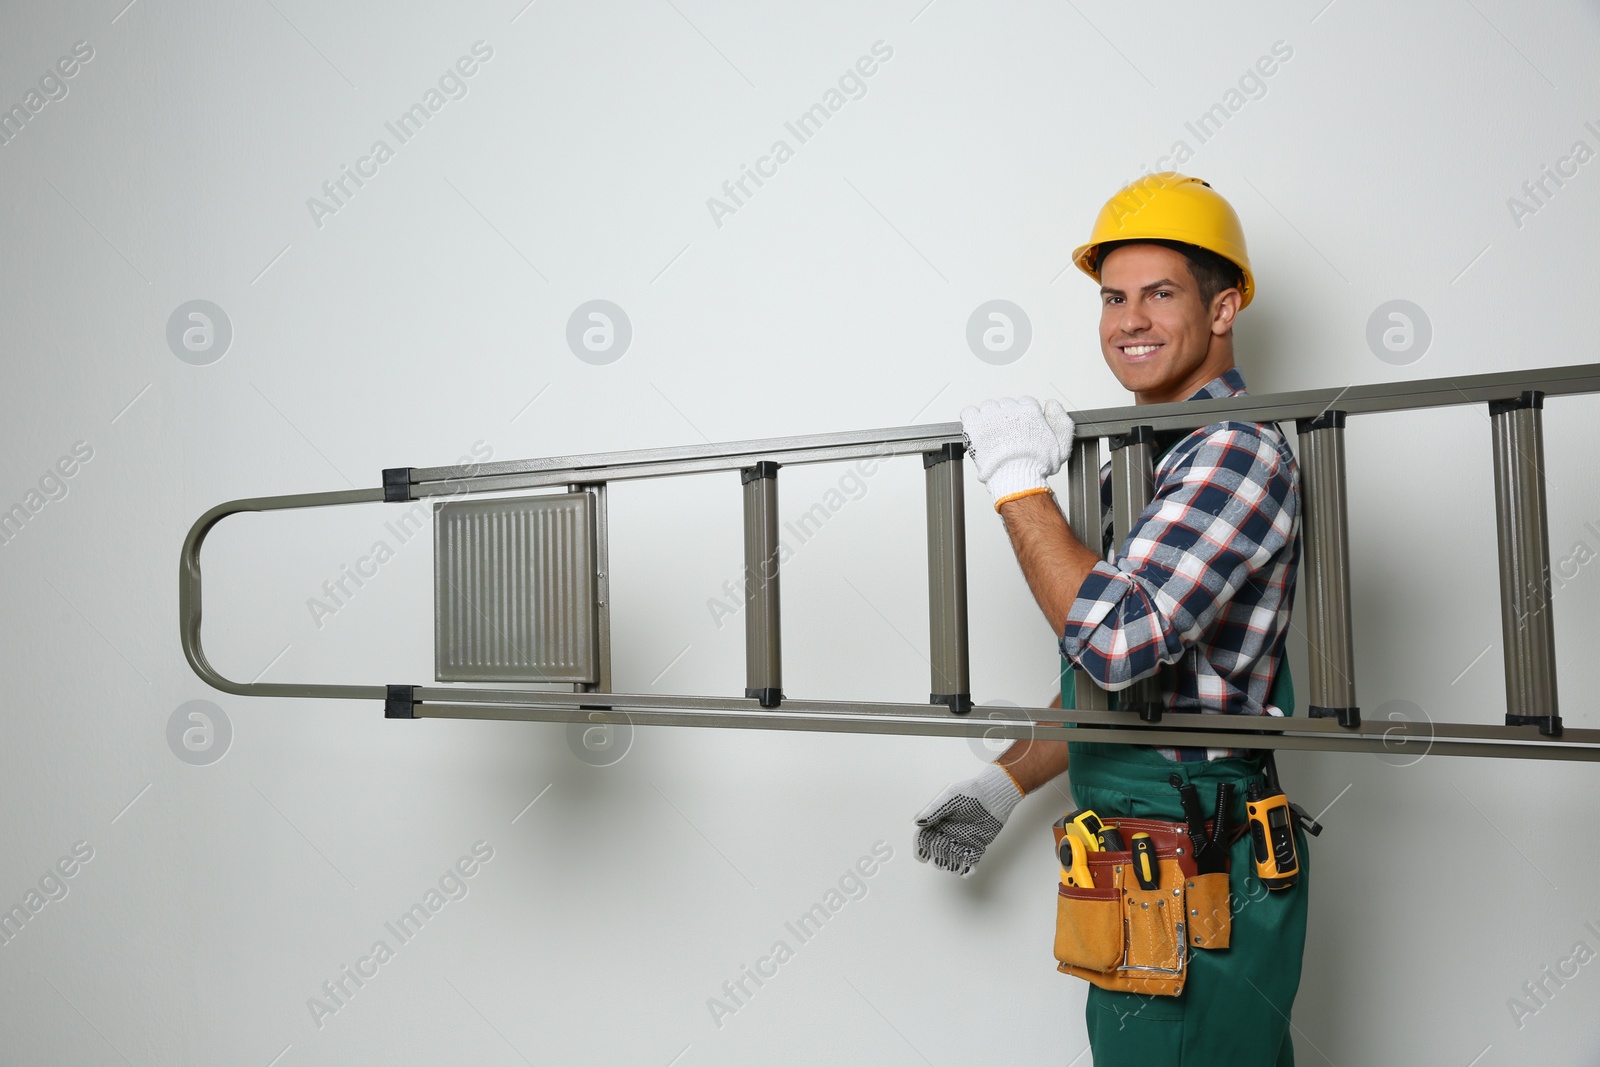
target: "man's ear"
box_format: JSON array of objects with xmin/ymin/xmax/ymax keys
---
[{"xmin": 1210, "ymin": 287, "xmax": 1242, "ymax": 336}]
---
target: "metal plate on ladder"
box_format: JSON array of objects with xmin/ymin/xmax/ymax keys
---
[{"xmin": 433, "ymin": 493, "xmax": 598, "ymax": 683}]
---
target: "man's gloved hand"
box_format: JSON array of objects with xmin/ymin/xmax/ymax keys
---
[
  {"xmin": 959, "ymin": 396, "xmax": 1076, "ymax": 511},
  {"xmin": 913, "ymin": 763, "xmax": 1026, "ymax": 877}
]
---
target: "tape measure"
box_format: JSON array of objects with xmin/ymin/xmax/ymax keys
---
[{"xmin": 1058, "ymin": 832, "xmax": 1094, "ymax": 888}]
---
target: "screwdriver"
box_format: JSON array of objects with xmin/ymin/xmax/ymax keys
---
[{"xmin": 1130, "ymin": 832, "xmax": 1159, "ymax": 890}]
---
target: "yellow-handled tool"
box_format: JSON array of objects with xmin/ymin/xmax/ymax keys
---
[
  {"xmin": 1066, "ymin": 808, "xmax": 1105, "ymax": 845},
  {"xmin": 1062, "ymin": 808, "xmax": 1108, "ymax": 863},
  {"xmin": 1058, "ymin": 832, "xmax": 1094, "ymax": 888},
  {"xmin": 1130, "ymin": 832, "xmax": 1159, "ymax": 890}
]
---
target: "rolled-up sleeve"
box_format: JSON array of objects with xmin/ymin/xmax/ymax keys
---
[{"xmin": 1059, "ymin": 425, "xmax": 1297, "ymax": 690}]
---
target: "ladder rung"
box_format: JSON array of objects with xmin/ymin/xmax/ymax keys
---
[
  {"xmin": 1295, "ymin": 411, "xmax": 1360, "ymax": 729},
  {"xmin": 741, "ymin": 462, "xmax": 783, "ymax": 708},
  {"xmin": 924, "ymin": 443, "xmax": 971, "ymax": 714},
  {"xmin": 1066, "ymin": 438, "xmax": 1111, "ymax": 711},
  {"xmin": 1109, "ymin": 426, "xmax": 1167, "ymax": 722},
  {"xmin": 1491, "ymin": 390, "xmax": 1561, "ymax": 735}
]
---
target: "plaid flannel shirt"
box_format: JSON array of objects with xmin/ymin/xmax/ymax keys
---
[{"xmin": 1059, "ymin": 366, "xmax": 1300, "ymax": 762}]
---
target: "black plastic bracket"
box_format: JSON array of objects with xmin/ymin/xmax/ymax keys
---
[
  {"xmin": 382, "ymin": 468, "xmax": 414, "ymax": 502},
  {"xmin": 1288, "ymin": 801, "xmax": 1325, "ymax": 838},
  {"xmin": 1488, "ymin": 390, "xmax": 1545, "ymax": 417},
  {"xmin": 923, "ymin": 441, "xmax": 965, "ymax": 469},
  {"xmin": 1133, "ymin": 701, "xmax": 1163, "ymax": 724},
  {"xmin": 1506, "ymin": 712, "xmax": 1563, "ymax": 737},
  {"xmin": 1109, "ymin": 424, "xmax": 1156, "ymax": 452},
  {"xmin": 741, "ymin": 461, "xmax": 780, "ymax": 485},
  {"xmin": 1295, "ymin": 409, "xmax": 1346, "ymax": 434},
  {"xmin": 384, "ymin": 684, "xmax": 416, "ymax": 719},
  {"xmin": 930, "ymin": 692, "xmax": 973, "ymax": 715},
  {"xmin": 1309, "ymin": 704, "xmax": 1361, "ymax": 729},
  {"xmin": 745, "ymin": 687, "xmax": 783, "ymax": 708}
]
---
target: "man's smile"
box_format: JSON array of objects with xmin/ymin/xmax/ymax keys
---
[{"xmin": 1117, "ymin": 341, "xmax": 1166, "ymax": 362}]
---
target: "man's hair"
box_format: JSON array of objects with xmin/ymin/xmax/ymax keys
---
[{"xmin": 1097, "ymin": 238, "xmax": 1243, "ymax": 307}]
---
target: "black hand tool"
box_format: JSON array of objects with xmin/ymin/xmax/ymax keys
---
[
  {"xmin": 1195, "ymin": 781, "xmax": 1232, "ymax": 874},
  {"xmin": 1170, "ymin": 773, "xmax": 1212, "ymax": 865}
]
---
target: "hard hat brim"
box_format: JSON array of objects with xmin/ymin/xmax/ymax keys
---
[{"xmin": 1072, "ymin": 237, "xmax": 1254, "ymax": 309}]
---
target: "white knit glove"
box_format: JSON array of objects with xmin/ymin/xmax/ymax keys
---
[
  {"xmin": 959, "ymin": 396, "xmax": 1076, "ymax": 511},
  {"xmin": 913, "ymin": 763, "xmax": 1026, "ymax": 877}
]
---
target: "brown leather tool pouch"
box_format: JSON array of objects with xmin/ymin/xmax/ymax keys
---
[
  {"xmin": 1051, "ymin": 816, "xmax": 1238, "ymax": 997},
  {"xmin": 1185, "ymin": 869, "xmax": 1232, "ymax": 950}
]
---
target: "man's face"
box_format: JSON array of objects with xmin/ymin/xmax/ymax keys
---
[{"xmin": 1097, "ymin": 243, "xmax": 1234, "ymax": 403}]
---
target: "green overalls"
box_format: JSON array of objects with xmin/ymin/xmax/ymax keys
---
[{"xmin": 1059, "ymin": 659, "xmax": 1311, "ymax": 1065}]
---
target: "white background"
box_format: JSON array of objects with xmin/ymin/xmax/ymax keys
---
[{"xmin": 2, "ymin": 0, "xmax": 1598, "ymax": 1063}]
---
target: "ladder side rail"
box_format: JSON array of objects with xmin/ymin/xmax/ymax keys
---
[
  {"xmin": 179, "ymin": 488, "xmax": 389, "ymax": 702},
  {"xmin": 1072, "ymin": 361, "xmax": 1600, "ymax": 437},
  {"xmin": 407, "ymin": 683, "xmax": 1600, "ymax": 746},
  {"xmin": 409, "ymin": 693, "xmax": 1600, "ymax": 762},
  {"xmin": 402, "ymin": 363, "xmax": 1600, "ymax": 487}
]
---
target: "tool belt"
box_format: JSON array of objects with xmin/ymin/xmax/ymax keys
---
[{"xmin": 1051, "ymin": 815, "xmax": 1244, "ymax": 998}]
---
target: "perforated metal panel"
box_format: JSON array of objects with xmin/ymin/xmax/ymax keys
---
[{"xmin": 433, "ymin": 493, "xmax": 598, "ymax": 683}]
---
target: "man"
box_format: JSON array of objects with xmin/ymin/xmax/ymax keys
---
[{"xmin": 913, "ymin": 173, "xmax": 1310, "ymax": 1064}]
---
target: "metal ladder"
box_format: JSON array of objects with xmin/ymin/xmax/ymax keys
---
[{"xmin": 179, "ymin": 363, "xmax": 1600, "ymax": 762}]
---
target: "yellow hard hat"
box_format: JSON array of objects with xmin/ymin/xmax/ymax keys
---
[{"xmin": 1071, "ymin": 172, "xmax": 1254, "ymax": 308}]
